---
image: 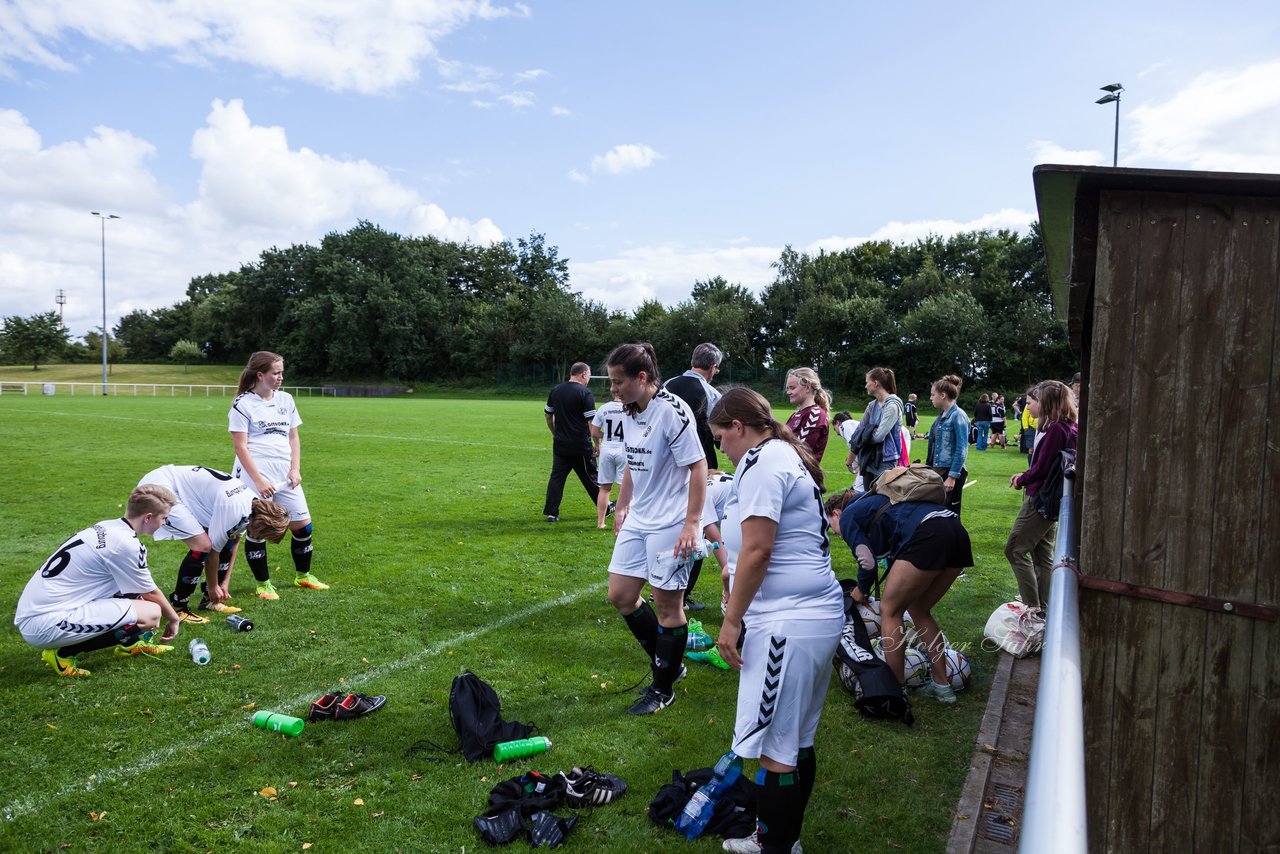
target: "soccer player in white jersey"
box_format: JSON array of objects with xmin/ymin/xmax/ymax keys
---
[
  {"xmin": 14, "ymin": 485, "xmax": 183, "ymax": 677},
  {"xmin": 605, "ymin": 343, "xmax": 708, "ymax": 716},
  {"xmin": 141, "ymin": 464, "xmax": 292, "ymax": 624},
  {"xmin": 701, "ymin": 472, "xmax": 734, "ymax": 614},
  {"xmin": 710, "ymin": 388, "xmax": 844, "ymax": 854},
  {"xmin": 229, "ymin": 351, "xmax": 327, "ymax": 600},
  {"xmin": 591, "ymin": 392, "xmax": 627, "ymax": 529}
]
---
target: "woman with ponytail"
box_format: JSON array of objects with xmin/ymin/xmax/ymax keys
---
[
  {"xmin": 848, "ymin": 366, "xmax": 905, "ymax": 488},
  {"xmin": 604, "ymin": 343, "xmax": 708, "ymax": 717},
  {"xmin": 926, "ymin": 374, "xmax": 970, "ymax": 515},
  {"xmin": 709, "ymin": 388, "xmax": 843, "ymax": 854},
  {"xmin": 784, "ymin": 367, "xmax": 832, "ymax": 463}
]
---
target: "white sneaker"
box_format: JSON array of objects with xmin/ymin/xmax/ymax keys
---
[{"xmin": 722, "ymin": 831, "xmax": 802, "ymax": 853}]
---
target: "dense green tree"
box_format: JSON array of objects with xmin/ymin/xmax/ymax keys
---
[
  {"xmin": 168, "ymin": 339, "xmax": 205, "ymax": 372},
  {"xmin": 1, "ymin": 312, "xmax": 70, "ymax": 369}
]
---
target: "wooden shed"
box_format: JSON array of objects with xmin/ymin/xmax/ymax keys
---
[{"xmin": 1033, "ymin": 165, "xmax": 1279, "ymax": 853}]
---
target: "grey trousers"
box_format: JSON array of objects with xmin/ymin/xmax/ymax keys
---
[{"xmin": 1005, "ymin": 492, "xmax": 1056, "ymax": 609}]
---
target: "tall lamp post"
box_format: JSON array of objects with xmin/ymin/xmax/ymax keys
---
[
  {"xmin": 90, "ymin": 211, "xmax": 120, "ymax": 395},
  {"xmin": 1095, "ymin": 83, "xmax": 1124, "ymax": 167}
]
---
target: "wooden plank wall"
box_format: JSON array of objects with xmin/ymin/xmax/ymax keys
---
[{"xmin": 1081, "ymin": 190, "xmax": 1280, "ymax": 853}]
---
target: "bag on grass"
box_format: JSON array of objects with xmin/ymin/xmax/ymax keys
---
[
  {"xmin": 983, "ymin": 601, "xmax": 1045, "ymax": 658},
  {"xmin": 834, "ymin": 607, "xmax": 914, "ymax": 725},
  {"xmin": 408, "ymin": 671, "xmax": 534, "ymax": 762},
  {"xmin": 648, "ymin": 767, "xmax": 756, "ymax": 839}
]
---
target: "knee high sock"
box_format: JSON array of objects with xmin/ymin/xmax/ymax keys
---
[
  {"xmin": 291, "ymin": 529, "xmax": 313, "ymax": 575},
  {"xmin": 200, "ymin": 542, "xmax": 237, "ymax": 598},
  {"xmin": 170, "ymin": 551, "xmax": 205, "ymax": 607},
  {"xmin": 685, "ymin": 558, "xmax": 704, "ymax": 601},
  {"xmin": 245, "ymin": 537, "xmax": 270, "ymax": 583},
  {"xmin": 623, "ymin": 601, "xmax": 660, "ymax": 661},
  {"xmin": 754, "ymin": 768, "xmax": 807, "ymax": 854},
  {"xmin": 652, "ymin": 624, "xmax": 687, "ymax": 693},
  {"xmin": 59, "ymin": 623, "xmax": 144, "ymax": 657},
  {"xmin": 795, "ymin": 747, "xmax": 817, "ymax": 833}
]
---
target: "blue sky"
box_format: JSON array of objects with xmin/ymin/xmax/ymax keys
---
[{"xmin": 2, "ymin": 0, "xmax": 1278, "ymax": 338}]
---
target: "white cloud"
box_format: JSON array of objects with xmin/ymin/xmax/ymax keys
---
[
  {"xmin": 1031, "ymin": 140, "xmax": 1106, "ymax": 167},
  {"xmin": 590, "ymin": 143, "xmax": 661, "ymax": 175},
  {"xmin": 567, "ymin": 169, "xmax": 589, "ymax": 184},
  {"xmin": 808, "ymin": 209, "xmax": 1037, "ymax": 253},
  {"xmin": 551, "ymin": 106, "xmax": 572, "ymax": 117},
  {"xmin": 1127, "ymin": 59, "xmax": 1280, "ymax": 173},
  {"xmin": 0, "ymin": 0, "xmax": 524, "ymax": 94},
  {"xmin": 499, "ymin": 91, "xmax": 535, "ymax": 108},
  {"xmin": 514, "ymin": 68, "xmax": 547, "ymax": 82},
  {"xmin": 407, "ymin": 203, "xmax": 503, "ymax": 244}
]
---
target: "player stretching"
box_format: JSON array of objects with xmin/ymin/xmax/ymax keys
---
[
  {"xmin": 15, "ymin": 485, "xmax": 183, "ymax": 677},
  {"xmin": 229, "ymin": 351, "xmax": 327, "ymax": 599},
  {"xmin": 605, "ymin": 343, "xmax": 707, "ymax": 716},
  {"xmin": 140, "ymin": 465, "xmax": 291, "ymax": 623}
]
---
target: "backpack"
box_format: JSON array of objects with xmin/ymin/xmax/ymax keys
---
[
  {"xmin": 874, "ymin": 464, "xmax": 946, "ymax": 507},
  {"xmin": 833, "ymin": 603, "xmax": 915, "ymax": 725},
  {"xmin": 647, "ymin": 767, "xmax": 756, "ymax": 839},
  {"xmin": 1033, "ymin": 449, "xmax": 1076, "ymax": 522},
  {"xmin": 409, "ymin": 671, "xmax": 534, "ymax": 762}
]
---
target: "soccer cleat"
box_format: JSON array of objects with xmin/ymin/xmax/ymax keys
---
[
  {"xmin": 308, "ymin": 691, "xmax": 343, "ymax": 721},
  {"xmin": 562, "ymin": 766, "xmax": 628, "ymax": 807},
  {"xmin": 917, "ymin": 679, "xmax": 958, "ymax": 704},
  {"xmin": 686, "ymin": 647, "xmax": 731, "ymax": 671},
  {"xmin": 115, "ymin": 633, "xmax": 174, "ymax": 657},
  {"xmin": 627, "ymin": 685, "xmax": 675, "ymax": 716},
  {"xmin": 722, "ymin": 831, "xmax": 803, "ymax": 853},
  {"xmin": 334, "ymin": 693, "xmax": 387, "ymax": 719},
  {"xmin": 293, "ymin": 572, "xmax": 329, "ymax": 590},
  {"xmin": 198, "ymin": 598, "xmax": 241, "ymax": 613},
  {"xmin": 256, "ymin": 581, "xmax": 280, "ymax": 600},
  {"xmin": 546, "ymin": 515, "xmax": 560, "ymax": 523},
  {"xmin": 605, "ymin": 501, "xmax": 617, "ymax": 517},
  {"xmin": 41, "ymin": 649, "xmax": 90, "ymax": 677},
  {"xmin": 684, "ymin": 597, "xmax": 707, "ymax": 612},
  {"xmin": 175, "ymin": 606, "xmax": 210, "ymax": 624}
]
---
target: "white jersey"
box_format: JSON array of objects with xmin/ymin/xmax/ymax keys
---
[
  {"xmin": 621, "ymin": 389, "xmax": 706, "ymax": 531},
  {"xmin": 592, "ymin": 400, "xmax": 626, "ymax": 450},
  {"xmin": 721, "ymin": 439, "xmax": 843, "ymax": 622},
  {"xmin": 837, "ymin": 418, "xmax": 858, "ymax": 449},
  {"xmin": 701, "ymin": 472, "xmax": 735, "ymax": 528},
  {"xmin": 140, "ymin": 465, "xmax": 255, "ymax": 551},
  {"xmin": 229, "ymin": 390, "xmax": 302, "ymax": 474},
  {"xmin": 15, "ymin": 519, "xmax": 156, "ymax": 623}
]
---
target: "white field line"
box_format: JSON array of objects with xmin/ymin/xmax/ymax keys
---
[
  {"xmin": 2, "ymin": 407, "xmax": 546, "ymax": 451},
  {"xmin": 963, "ymin": 479, "xmax": 978, "ymax": 489},
  {"xmin": 2, "ymin": 581, "xmax": 607, "ymax": 822}
]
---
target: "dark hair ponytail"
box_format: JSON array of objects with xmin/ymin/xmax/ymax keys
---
[{"xmin": 607, "ymin": 343, "xmax": 661, "ymax": 415}]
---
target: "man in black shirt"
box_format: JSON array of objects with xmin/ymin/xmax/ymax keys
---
[{"xmin": 542, "ymin": 362, "xmax": 601, "ymax": 522}]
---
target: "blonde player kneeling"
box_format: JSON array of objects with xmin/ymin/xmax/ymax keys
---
[{"xmin": 14, "ymin": 485, "xmax": 185, "ymax": 677}]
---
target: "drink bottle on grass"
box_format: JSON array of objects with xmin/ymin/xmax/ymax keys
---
[{"xmin": 674, "ymin": 750, "xmax": 741, "ymax": 839}]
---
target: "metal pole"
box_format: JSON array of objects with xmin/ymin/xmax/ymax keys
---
[
  {"xmin": 91, "ymin": 212, "xmax": 118, "ymax": 395},
  {"xmin": 1112, "ymin": 94, "xmax": 1120, "ymax": 168}
]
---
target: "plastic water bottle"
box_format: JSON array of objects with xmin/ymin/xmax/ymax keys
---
[
  {"xmin": 690, "ymin": 539, "xmax": 721, "ymax": 560},
  {"xmin": 251, "ymin": 710, "xmax": 305, "ymax": 737},
  {"xmin": 686, "ymin": 619, "xmax": 713, "ymax": 651},
  {"xmin": 226, "ymin": 614, "xmax": 254, "ymax": 632},
  {"xmin": 674, "ymin": 750, "xmax": 742, "ymax": 839},
  {"xmin": 492, "ymin": 736, "xmax": 552, "ymax": 762},
  {"xmin": 188, "ymin": 637, "xmax": 210, "ymax": 665}
]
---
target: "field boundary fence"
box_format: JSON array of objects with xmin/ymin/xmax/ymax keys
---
[{"xmin": 0, "ymin": 381, "xmax": 336, "ymax": 397}]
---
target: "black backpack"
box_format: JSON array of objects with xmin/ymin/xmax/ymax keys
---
[
  {"xmin": 833, "ymin": 605, "xmax": 914, "ymax": 726},
  {"xmin": 410, "ymin": 671, "xmax": 534, "ymax": 762},
  {"xmin": 647, "ymin": 767, "xmax": 756, "ymax": 839}
]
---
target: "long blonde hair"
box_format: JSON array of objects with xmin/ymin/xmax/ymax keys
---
[
  {"xmin": 710, "ymin": 387, "xmax": 825, "ymax": 492},
  {"xmin": 786, "ymin": 367, "xmax": 832, "ymax": 413}
]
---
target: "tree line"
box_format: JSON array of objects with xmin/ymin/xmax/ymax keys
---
[{"xmin": 2, "ymin": 221, "xmax": 1075, "ymax": 396}]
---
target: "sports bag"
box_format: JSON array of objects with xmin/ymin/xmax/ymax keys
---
[
  {"xmin": 983, "ymin": 601, "xmax": 1045, "ymax": 658},
  {"xmin": 874, "ymin": 464, "xmax": 947, "ymax": 507},
  {"xmin": 409, "ymin": 671, "xmax": 536, "ymax": 763},
  {"xmin": 833, "ymin": 604, "xmax": 914, "ymax": 725},
  {"xmin": 648, "ymin": 767, "xmax": 756, "ymax": 839}
]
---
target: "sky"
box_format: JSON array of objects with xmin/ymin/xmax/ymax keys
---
[{"xmin": 1, "ymin": 0, "xmax": 1278, "ymax": 339}]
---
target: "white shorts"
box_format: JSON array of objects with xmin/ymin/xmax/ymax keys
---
[
  {"xmin": 608, "ymin": 524, "xmax": 690, "ymax": 591},
  {"xmin": 153, "ymin": 502, "xmax": 206, "ymax": 542},
  {"xmin": 232, "ymin": 462, "xmax": 311, "ymax": 522},
  {"xmin": 732, "ymin": 615, "xmax": 844, "ymax": 765},
  {"xmin": 17, "ymin": 599, "xmax": 139, "ymax": 650},
  {"xmin": 597, "ymin": 446, "xmax": 627, "ymax": 486}
]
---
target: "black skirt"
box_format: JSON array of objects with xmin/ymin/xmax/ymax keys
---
[{"xmin": 895, "ymin": 516, "xmax": 974, "ymax": 571}]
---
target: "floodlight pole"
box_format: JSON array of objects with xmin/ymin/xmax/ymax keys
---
[
  {"xmin": 90, "ymin": 211, "xmax": 120, "ymax": 395},
  {"xmin": 1095, "ymin": 84, "xmax": 1124, "ymax": 167}
]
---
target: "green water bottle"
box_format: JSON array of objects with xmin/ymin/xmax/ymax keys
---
[
  {"xmin": 251, "ymin": 710, "xmax": 305, "ymax": 737},
  {"xmin": 493, "ymin": 736, "xmax": 551, "ymax": 762}
]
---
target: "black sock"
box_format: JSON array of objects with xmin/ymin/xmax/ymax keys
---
[
  {"xmin": 58, "ymin": 623, "xmax": 144, "ymax": 657},
  {"xmin": 795, "ymin": 747, "xmax": 817, "ymax": 832},
  {"xmin": 652, "ymin": 624, "xmax": 687, "ymax": 693},
  {"xmin": 172, "ymin": 550, "xmax": 204, "ymax": 607},
  {"xmin": 245, "ymin": 538, "xmax": 270, "ymax": 583},
  {"xmin": 754, "ymin": 767, "xmax": 807, "ymax": 853},
  {"xmin": 291, "ymin": 530, "xmax": 313, "ymax": 574},
  {"xmin": 623, "ymin": 601, "xmax": 660, "ymax": 660},
  {"xmin": 685, "ymin": 558, "xmax": 703, "ymax": 602}
]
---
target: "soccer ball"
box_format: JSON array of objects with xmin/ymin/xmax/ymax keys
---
[
  {"xmin": 943, "ymin": 648, "xmax": 971, "ymax": 691},
  {"xmin": 836, "ymin": 662, "xmax": 863, "ymax": 698},
  {"xmin": 856, "ymin": 597, "xmax": 881, "ymax": 640},
  {"xmin": 902, "ymin": 647, "xmax": 930, "ymax": 688},
  {"xmin": 901, "ymin": 610, "xmax": 919, "ymax": 648},
  {"xmin": 868, "ymin": 637, "xmax": 888, "ymax": 661}
]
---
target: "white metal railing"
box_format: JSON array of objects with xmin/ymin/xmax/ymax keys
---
[
  {"xmin": 1020, "ymin": 456, "xmax": 1087, "ymax": 852},
  {"xmin": 0, "ymin": 381, "xmax": 336, "ymax": 397}
]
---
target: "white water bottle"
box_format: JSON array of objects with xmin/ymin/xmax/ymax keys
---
[
  {"xmin": 689, "ymin": 539, "xmax": 721, "ymax": 560},
  {"xmin": 188, "ymin": 637, "xmax": 211, "ymax": 666}
]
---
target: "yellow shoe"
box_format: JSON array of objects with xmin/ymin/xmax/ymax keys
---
[
  {"xmin": 115, "ymin": 633, "xmax": 174, "ymax": 657},
  {"xmin": 199, "ymin": 598, "xmax": 242, "ymax": 614},
  {"xmin": 294, "ymin": 573, "xmax": 329, "ymax": 590},
  {"xmin": 256, "ymin": 581, "xmax": 280, "ymax": 600},
  {"xmin": 42, "ymin": 649, "xmax": 90, "ymax": 677},
  {"xmin": 175, "ymin": 606, "xmax": 210, "ymax": 625}
]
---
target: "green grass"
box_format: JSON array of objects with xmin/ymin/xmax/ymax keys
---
[
  {"xmin": 0, "ymin": 362, "xmax": 245, "ymax": 385},
  {"xmin": 0, "ymin": 393, "xmax": 1029, "ymax": 853}
]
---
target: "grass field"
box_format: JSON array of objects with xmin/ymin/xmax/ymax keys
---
[{"xmin": 0, "ymin": 386, "xmax": 1030, "ymax": 853}]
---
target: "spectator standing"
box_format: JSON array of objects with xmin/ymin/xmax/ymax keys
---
[
  {"xmin": 784, "ymin": 367, "xmax": 832, "ymax": 464},
  {"xmin": 926, "ymin": 374, "xmax": 971, "ymax": 515},
  {"xmin": 974, "ymin": 394, "xmax": 993, "ymax": 451},
  {"xmin": 848, "ymin": 367, "xmax": 904, "ymax": 489},
  {"xmin": 1006, "ymin": 381, "xmax": 1078, "ymax": 611},
  {"xmin": 905, "ymin": 393, "xmax": 921, "ymax": 439},
  {"xmin": 990, "ymin": 393, "xmax": 1007, "ymax": 448},
  {"xmin": 542, "ymin": 362, "xmax": 601, "ymax": 522},
  {"xmin": 1019, "ymin": 389, "xmax": 1040, "ymax": 463}
]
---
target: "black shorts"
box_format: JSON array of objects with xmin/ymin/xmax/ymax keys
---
[
  {"xmin": 991, "ymin": 421, "xmax": 1006, "ymax": 434},
  {"xmin": 895, "ymin": 517, "xmax": 974, "ymax": 572}
]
